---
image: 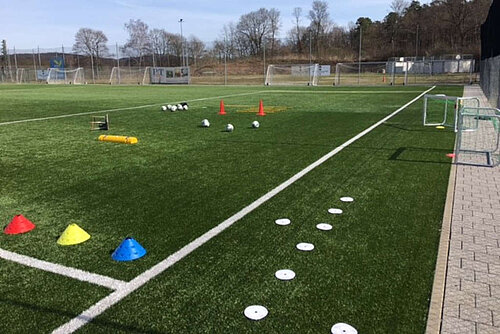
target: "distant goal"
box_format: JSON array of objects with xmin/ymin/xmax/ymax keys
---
[
  {"xmin": 47, "ymin": 68, "xmax": 84, "ymax": 84},
  {"xmin": 265, "ymin": 64, "xmax": 319, "ymax": 86}
]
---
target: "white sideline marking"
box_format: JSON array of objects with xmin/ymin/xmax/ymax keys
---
[
  {"xmin": 0, "ymin": 91, "xmax": 264, "ymax": 127},
  {"xmin": 261, "ymin": 90, "xmax": 424, "ymax": 94},
  {"xmin": 0, "ymin": 248, "xmax": 126, "ymax": 290},
  {"xmin": 52, "ymin": 85, "xmax": 436, "ymax": 334}
]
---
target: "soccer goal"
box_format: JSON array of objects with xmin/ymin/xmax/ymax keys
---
[
  {"xmin": 423, "ymin": 94, "xmax": 481, "ymax": 132},
  {"xmin": 455, "ymin": 106, "xmax": 500, "ymax": 167},
  {"xmin": 47, "ymin": 68, "xmax": 84, "ymax": 84},
  {"xmin": 334, "ymin": 62, "xmax": 390, "ymax": 86},
  {"xmin": 265, "ymin": 64, "xmax": 319, "ymax": 86},
  {"xmin": 109, "ymin": 67, "xmax": 150, "ymax": 85}
]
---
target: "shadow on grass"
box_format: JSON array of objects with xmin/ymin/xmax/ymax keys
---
[
  {"xmin": 388, "ymin": 146, "xmax": 452, "ymax": 164},
  {"xmin": 0, "ymin": 297, "xmax": 164, "ymax": 334}
]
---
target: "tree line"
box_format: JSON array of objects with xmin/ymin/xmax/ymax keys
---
[{"xmin": 72, "ymin": 0, "xmax": 492, "ymax": 69}]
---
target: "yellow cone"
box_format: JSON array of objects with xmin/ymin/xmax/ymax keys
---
[{"xmin": 57, "ymin": 224, "xmax": 91, "ymax": 246}]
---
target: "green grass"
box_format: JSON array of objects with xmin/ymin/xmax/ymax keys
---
[{"xmin": 0, "ymin": 84, "xmax": 461, "ymax": 333}]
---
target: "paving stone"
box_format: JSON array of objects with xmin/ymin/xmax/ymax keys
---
[
  {"xmin": 477, "ymin": 323, "xmax": 500, "ymax": 333},
  {"xmin": 460, "ymin": 304, "xmax": 493, "ymax": 325},
  {"xmin": 461, "ymin": 279, "xmax": 491, "ymax": 297},
  {"xmin": 476, "ymin": 295, "xmax": 500, "ymax": 312},
  {"xmin": 441, "ymin": 316, "xmax": 476, "ymax": 333}
]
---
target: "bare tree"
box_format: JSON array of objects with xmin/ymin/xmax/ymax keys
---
[
  {"xmin": 150, "ymin": 28, "xmax": 169, "ymax": 66},
  {"xmin": 73, "ymin": 28, "xmax": 109, "ymax": 69},
  {"xmin": 292, "ymin": 7, "xmax": 303, "ymax": 53},
  {"xmin": 391, "ymin": 0, "xmax": 410, "ymax": 16},
  {"xmin": 73, "ymin": 28, "xmax": 108, "ymax": 58},
  {"xmin": 308, "ymin": 0, "xmax": 331, "ymax": 56},
  {"xmin": 123, "ymin": 19, "xmax": 151, "ymax": 66},
  {"xmin": 236, "ymin": 8, "xmax": 272, "ymax": 55},
  {"xmin": 188, "ymin": 36, "xmax": 205, "ymax": 66},
  {"xmin": 268, "ymin": 8, "xmax": 281, "ymax": 58}
]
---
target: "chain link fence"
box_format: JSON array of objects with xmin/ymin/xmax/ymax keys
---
[{"xmin": 0, "ymin": 43, "xmax": 480, "ymax": 86}]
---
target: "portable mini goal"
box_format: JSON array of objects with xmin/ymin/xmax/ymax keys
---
[
  {"xmin": 455, "ymin": 106, "xmax": 500, "ymax": 167},
  {"xmin": 90, "ymin": 114, "xmax": 109, "ymax": 131},
  {"xmin": 423, "ymin": 94, "xmax": 480, "ymax": 132}
]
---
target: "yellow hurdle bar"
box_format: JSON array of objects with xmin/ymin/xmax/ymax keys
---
[{"xmin": 98, "ymin": 135, "xmax": 138, "ymax": 144}]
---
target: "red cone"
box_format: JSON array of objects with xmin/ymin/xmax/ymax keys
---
[
  {"xmin": 219, "ymin": 99, "xmax": 226, "ymax": 115},
  {"xmin": 4, "ymin": 214, "xmax": 36, "ymax": 235},
  {"xmin": 446, "ymin": 153, "xmax": 456, "ymax": 158},
  {"xmin": 257, "ymin": 100, "xmax": 266, "ymax": 116}
]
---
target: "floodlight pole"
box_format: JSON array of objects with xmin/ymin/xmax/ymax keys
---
[
  {"xmin": 415, "ymin": 24, "xmax": 419, "ymax": 60},
  {"xmin": 263, "ymin": 39, "xmax": 266, "ymax": 85},
  {"xmin": 358, "ymin": 26, "xmax": 362, "ymax": 85},
  {"xmin": 224, "ymin": 36, "xmax": 227, "ymax": 86},
  {"xmin": 179, "ymin": 19, "xmax": 184, "ymax": 67}
]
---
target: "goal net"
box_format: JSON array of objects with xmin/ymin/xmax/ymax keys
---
[
  {"xmin": 109, "ymin": 67, "xmax": 149, "ymax": 85},
  {"xmin": 423, "ymin": 94, "xmax": 481, "ymax": 132},
  {"xmin": 47, "ymin": 68, "xmax": 84, "ymax": 84},
  {"xmin": 455, "ymin": 106, "xmax": 500, "ymax": 167},
  {"xmin": 265, "ymin": 64, "xmax": 319, "ymax": 86},
  {"xmin": 335, "ymin": 62, "xmax": 389, "ymax": 86}
]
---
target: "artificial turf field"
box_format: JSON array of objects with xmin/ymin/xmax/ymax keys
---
[{"xmin": 0, "ymin": 84, "xmax": 462, "ymax": 333}]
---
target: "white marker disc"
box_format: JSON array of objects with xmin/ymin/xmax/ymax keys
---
[
  {"xmin": 331, "ymin": 323, "xmax": 358, "ymax": 334},
  {"xmin": 328, "ymin": 208, "xmax": 343, "ymax": 215},
  {"xmin": 244, "ymin": 305, "xmax": 268, "ymax": 321},
  {"xmin": 340, "ymin": 197, "xmax": 354, "ymax": 202},
  {"xmin": 296, "ymin": 242, "xmax": 314, "ymax": 251},
  {"xmin": 316, "ymin": 223, "xmax": 333, "ymax": 231},
  {"xmin": 275, "ymin": 218, "xmax": 291, "ymax": 226},
  {"xmin": 275, "ymin": 269, "xmax": 296, "ymax": 281}
]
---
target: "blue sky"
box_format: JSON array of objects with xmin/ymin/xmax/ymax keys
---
[{"xmin": 2, "ymin": 0, "xmax": 430, "ymax": 50}]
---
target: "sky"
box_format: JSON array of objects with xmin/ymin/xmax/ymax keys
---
[{"xmin": 2, "ymin": 0, "xmax": 431, "ymax": 51}]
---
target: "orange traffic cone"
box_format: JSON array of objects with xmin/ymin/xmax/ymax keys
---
[
  {"xmin": 219, "ymin": 99, "xmax": 226, "ymax": 115},
  {"xmin": 257, "ymin": 100, "xmax": 266, "ymax": 116}
]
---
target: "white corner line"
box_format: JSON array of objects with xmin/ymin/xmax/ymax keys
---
[
  {"xmin": 51, "ymin": 86, "xmax": 435, "ymax": 334},
  {"xmin": 0, "ymin": 90, "xmax": 265, "ymax": 127},
  {"xmin": 0, "ymin": 248, "xmax": 126, "ymax": 291}
]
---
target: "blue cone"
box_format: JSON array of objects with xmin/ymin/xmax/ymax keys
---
[{"xmin": 112, "ymin": 237, "xmax": 147, "ymax": 262}]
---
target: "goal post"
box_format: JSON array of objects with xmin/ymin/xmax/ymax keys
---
[
  {"xmin": 335, "ymin": 62, "xmax": 390, "ymax": 86},
  {"xmin": 423, "ymin": 94, "xmax": 481, "ymax": 132},
  {"xmin": 47, "ymin": 68, "xmax": 84, "ymax": 84},
  {"xmin": 109, "ymin": 67, "xmax": 149, "ymax": 85},
  {"xmin": 265, "ymin": 64, "xmax": 319, "ymax": 86},
  {"xmin": 455, "ymin": 106, "xmax": 500, "ymax": 167}
]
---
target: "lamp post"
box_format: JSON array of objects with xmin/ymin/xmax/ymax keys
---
[{"xmin": 179, "ymin": 18, "xmax": 184, "ymax": 67}]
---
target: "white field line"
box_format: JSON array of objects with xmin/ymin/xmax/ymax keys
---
[
  {"xmin": 260, "ymin": 90, "xmax": 425, "ymax": 94},
  {"xmin": 0, "ymin": 91, "xmax": 265, "ymax": 127},
  {"xmin": 0, "ymin": 248, "xmax": 126, "ymax": 290},
  {"xmin": 52, "ymin": 85, "xmax": 436, "ymax": 334}
]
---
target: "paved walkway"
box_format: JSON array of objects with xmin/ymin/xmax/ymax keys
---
[{"xmin": 437, "ymin": 85, "xmax": 500, "ymax": 334}]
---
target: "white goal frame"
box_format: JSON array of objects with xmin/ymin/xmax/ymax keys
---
[
  {"xmin": 109, "ymin": 67, "xmax": 150, "ymax": 85},
  {"xmin": 423, "ymin": 94, "xmax": 481, "ymax": 132},
  {"xmin": 46, "ymin": 67, "xmax": 84, "ymax": 84},
  {"xmin": 265, "ymin": 64, "xmax": 319, "ymax": 86}
]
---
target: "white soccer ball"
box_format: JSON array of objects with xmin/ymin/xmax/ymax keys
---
[
  {"xmin": 161, "ymin": 105, "xmax": 167, "ymax": 111},
  {"xmin": 201, "ymin": 119, "xmax": 210, "ymax": 127},
  {"xmin": 183, "ymin": 105, "xmax": 189, "ymax": 110},
  {"xmin": 167, "ymin": 104, "xmax": 173, "ymax": 110},
  {"xmin": 177, "ymin": 104, "xmax": 183, "ymax": 110},
  {"xmin": 226, "ymin": 124, "xmax": 234, "ymax": 132},
  {"xmin": 252, "ymin": 121, "xmax": 260, "ymax": 128},
  {"xmin": 171, "ymin": 105, "xmax": 177, "ymax": 111}
]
